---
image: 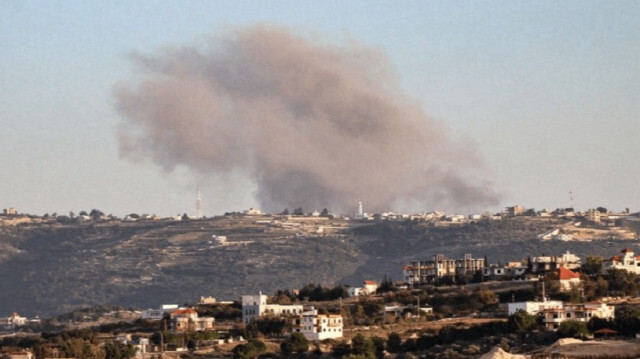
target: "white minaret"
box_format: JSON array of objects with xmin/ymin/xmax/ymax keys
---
[
  {"xmin": 196, "ymin": 186, "xmax": 203, "ymax": 219},
  {"xmin": 357, "ymin": 201, "xmax": 363, "ymax": 219}
]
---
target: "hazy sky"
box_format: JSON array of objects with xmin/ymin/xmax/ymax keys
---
[{"xmin": 1, "ymin": 1, "xmax": 639, "ymax": 217}]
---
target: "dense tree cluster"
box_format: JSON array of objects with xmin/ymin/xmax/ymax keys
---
[{"xmin": 297, "ymin": 283, "xmax": 349, "ymax": 302}]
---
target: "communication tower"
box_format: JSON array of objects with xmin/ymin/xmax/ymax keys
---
[{"xmin": 569, "ymin": 189, "xmax": 574, "ymax": 210}]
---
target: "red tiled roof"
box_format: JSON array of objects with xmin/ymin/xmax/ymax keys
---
[
  {"xmin": 171, "ymin": 308, "xmax": 197, "ymax": 315},
  {"xmin": 547, "ymin": 267, "xmax": 581, "ymax": 281},
  {"xmin": 611, "ymin": 256, "xmax": 621, "ymax": 262},
  {"xmin": 364, "ymin": 280, "xmax": 377, "ymax": 285},
  {"xmin": 621, "ymin": 248, "xmax": 634, "ymax": 253},
  {"xmin": 558, "ymin": 267, "xmax": 581, "ymax": 280}
]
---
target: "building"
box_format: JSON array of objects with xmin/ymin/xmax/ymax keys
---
[
  {"xmin": 294, "ymin": 307, "xmax": 343, "ymax": 341},
  {"xmin": 531, "ymin": 251, "xmax": 581, "ymax": 273},
  {"xmin": 505, "ymin": 205, "xmax": 525, "ymax": 216},
  {"xmin": 169, "ymin": 308, "xmax": 214, "ymax": 331},
  {"xmin": 404, "ymin": 254, "xmax": 485, "ymax": 285},
  {"xmin": 484, "ymin": 262, "xmax": 527, "ymax": 279},
  {"xmin": 355, "ymin": 201, "xmax": 365, "ymax": 220},
  {"xmin": 541, "ymin": 302, "xmax": 615, "ymax": 330},
  {"xmin": 241, "ymin": 293, "xmax": 303, "ymax": 324},
  {"xmin": 199, "ymin": 296, "xmax": 216, "ymax": 304},
  {"xmin": 6, "ymin": 351, "xmax": 34, "ymax": 359},
  {"xmin": 603, "ymin": 249, "xmax": 640, "ymax": 274},
  {"xmin": 2, "ymin": 207, "xmax": 18, "ymax": 215},
  {"xmin": 141, "ymin": 304, "xmax": 179, "ymax": 320},
  {"xmin": 362, "ymin": 281, "xmax": 377, "ymax": 295},
  {"xmin": 348, "ymin": 280, "xmax": 378, "ymax": 297},
  {"xmin": 546, "ymin": 267, "xmax": 582, "ymax": 292},
  {"xmin": 0, "ymin": 313, "xmax": 28, "ymax": 327},
  {"xmin": 507, "ymin": 300, "xmax": 564, "ymax": 316},
  {"xmin": 587, "ymin": 208, "xmax": 602, "ymax": 223}
]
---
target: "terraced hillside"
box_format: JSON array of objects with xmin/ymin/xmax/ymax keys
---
[{"xmin": 0, "ymin": 215, "xmax": 637, "ymax": 317}]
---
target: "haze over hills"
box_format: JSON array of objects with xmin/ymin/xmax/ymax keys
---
[{"xmin": 0, "ymin": 212, "xmax": 638, "ymax": 318}]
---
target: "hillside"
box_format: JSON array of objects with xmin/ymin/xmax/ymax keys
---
[{"xmin": 0, "ymin": 215, "xmax": 637, "ymax": 317}]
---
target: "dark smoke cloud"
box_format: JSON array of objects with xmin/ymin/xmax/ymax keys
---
[{"xmin": 116, "ymin": 24, "xmax": 500, "ymax": 214}]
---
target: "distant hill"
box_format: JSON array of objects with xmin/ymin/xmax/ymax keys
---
[{"xmin": 0, "ymin": 215, "xmax": 637, "ymax": 317}]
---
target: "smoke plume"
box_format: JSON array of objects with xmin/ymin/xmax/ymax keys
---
[{"xmin": 116, "ymin": 25, "xmax": 499, "ymax": 214}]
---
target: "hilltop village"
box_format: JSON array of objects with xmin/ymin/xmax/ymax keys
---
[{"xmin": 2, "ymin": 205, "xmax": 640, "ymax": 358}]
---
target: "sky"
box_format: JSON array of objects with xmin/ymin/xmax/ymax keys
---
[{"xmin": 1, "ymin": 1, "xmax": 639, "ymax": 217}]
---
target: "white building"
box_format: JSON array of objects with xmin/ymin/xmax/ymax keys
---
[
  {"xmin": 0, "ymin": 313, "xmax": 28, "ymax": 327},
  {"xmin": 295, "ymin": 307, "xmax": 343, "ymax": 341},
  {"xmin": 199, "ymin": 296, "xmax": 217, "ymax": 304},
  {"xmin": 603, "ymin": 249, "xmax": 640, "ymax": 274},
  {"xmin": 241, "ymin": 293, "xmax": 303, "ymax": 324},
  {"xmin": 3, "ymin": 207, "xmax": 18, "ymax": 215},
  {"xmin": 141, "ymin": 304, "xmax": 179, "ymax": 320},
  {"xmin": 507, "ymin": 300, "xmax": 564, "ymax": 316},
  {"xmin": 541, "ymin": 302, "xmax": 615, "ymax": 330},
  {"xmin": 169, "ymin": 308, "xmax": 215, "ymax": 331},
  {"xmin": 531, "ymin": 251, "xmax": 581, "ymax": 272},
  {"xmin": 484, "ymin": 262, "xmax": 527, "ymax": 278}
]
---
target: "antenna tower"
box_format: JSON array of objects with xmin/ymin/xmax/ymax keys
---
[
  {"xmin": 569, "ymin": 189, "xmax": 574, "ymax": 210},
  {"xmin": 196, "ymin": 186, "xmax": 203, "ymax": 219}
]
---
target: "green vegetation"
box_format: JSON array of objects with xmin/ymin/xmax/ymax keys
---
[
  {"xmin": 232, "ymin": 339, "xmax": 266, "ymax": 359},
  {"xmin": 279, "ymin": 332, "xmax": 309, "ymax": 355}
]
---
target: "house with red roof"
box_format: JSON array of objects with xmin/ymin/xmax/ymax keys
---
[
  {"xmin": 547, "ymin": 267, "xmax": 582, "ymax": 292},
  {"xmin": 603, "ymin": 249, "xmax": 640, "ymax": 274}
]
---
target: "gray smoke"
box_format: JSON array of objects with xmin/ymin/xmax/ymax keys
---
[{"xmin": 115, "ymin": 24, "xmax": 499, "ymax": 214}]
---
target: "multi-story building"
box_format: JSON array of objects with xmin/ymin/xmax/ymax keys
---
[
  {"xmin": 484, "ymin": 262, "xmax": 527, "ymax": 279},
  {"xmin": 169, "ymin": 308, "xmax": 214, "ymax": 331},
  {"xmin": 505, "ymin": 205, "xmax": 525, "ymax": 216},
  {"xmin": 2, "ymin": 207, "xmax": 18, "ymax": 215},
  {"xmin": 508, "ymin": 300, "xmax": 614, "ymax": 331},
  {"xmin": 141, "ymin": 304, "xmax": 179, "ymax": 320},
  {"xmin": 587, "ymin": 208, "xmax": 602, "ymax": 223},
  {"xmin": 603, "ymin": 248, "xmax": 640, "ymax": 274},
  {"xmin": 531, "ymin": 251, "xmax": 581, "ymax": 273},
  {"xmin": 404, "ymin": 254, "xmax": 485, "ymax": 285},
  {"xmin": 294, "ymin": 307, "xmax": 343, "ymax": 341},
  {"xmin": 507, "ymin": 300, "xmax": 564, "ymax": 316},
  {"xmin": 242, "ymin": 293, "xmax": 303, "ymax": 324},
  {"xmin": 0, "ymin": 313, "xmax": 27, "ymax": 327},
  {"xmin": 541, "ymin": 302, "xmax": 615, "ymax": 330}
]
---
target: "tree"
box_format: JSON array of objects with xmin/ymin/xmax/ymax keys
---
[
  {"xmin": 232, "ymin": 339, "xmax": 266, "ymax": 359},
  {"xmin": 255, "ymin": 317, "xmax": 288, "ymax": 337},
  {"xmin": 377, "ymin": 276, "xmax": 395, "ymax": 294},
  {"xmin": 281, "ymin": 208, "xmax": 289, "ymax": 215},
  {"xmin": 104, "ymin": 341, "xmax": 136, "ymax": 359},
  {"xmin": 90, "ymin": 209, "xmax": 105, "ymax": 220},
  {"xmin": 351, "ymin": 333, "xmax": 376, "ymax": 359},
  {"xmin": 583, "ymin": 256, "xmax": 603, "ymax": 276},
  {"xmin": 387, "ymin": 332, "xmax": 402, "ymax": 354},
  {"xmin": 320, "ymin": 208, "xmax": 330, "ymax": 217},
  {"xmin": 557, "ymin": 321, "xmax": 589, "ymax": 339},
  {"xmin": 474, "ymin": 286, "xmax": 498, "ymax": 307},
  {"xmin": 509, "ymin": 310, "xmax": 539, "ymax": 333},
  {"xmin": 280, "ymin": 332, "xmax": 309, "ymax": 355},
  {"xmin": 293, "ymin": 207, "xmax": 304, "ymax": 216}
]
